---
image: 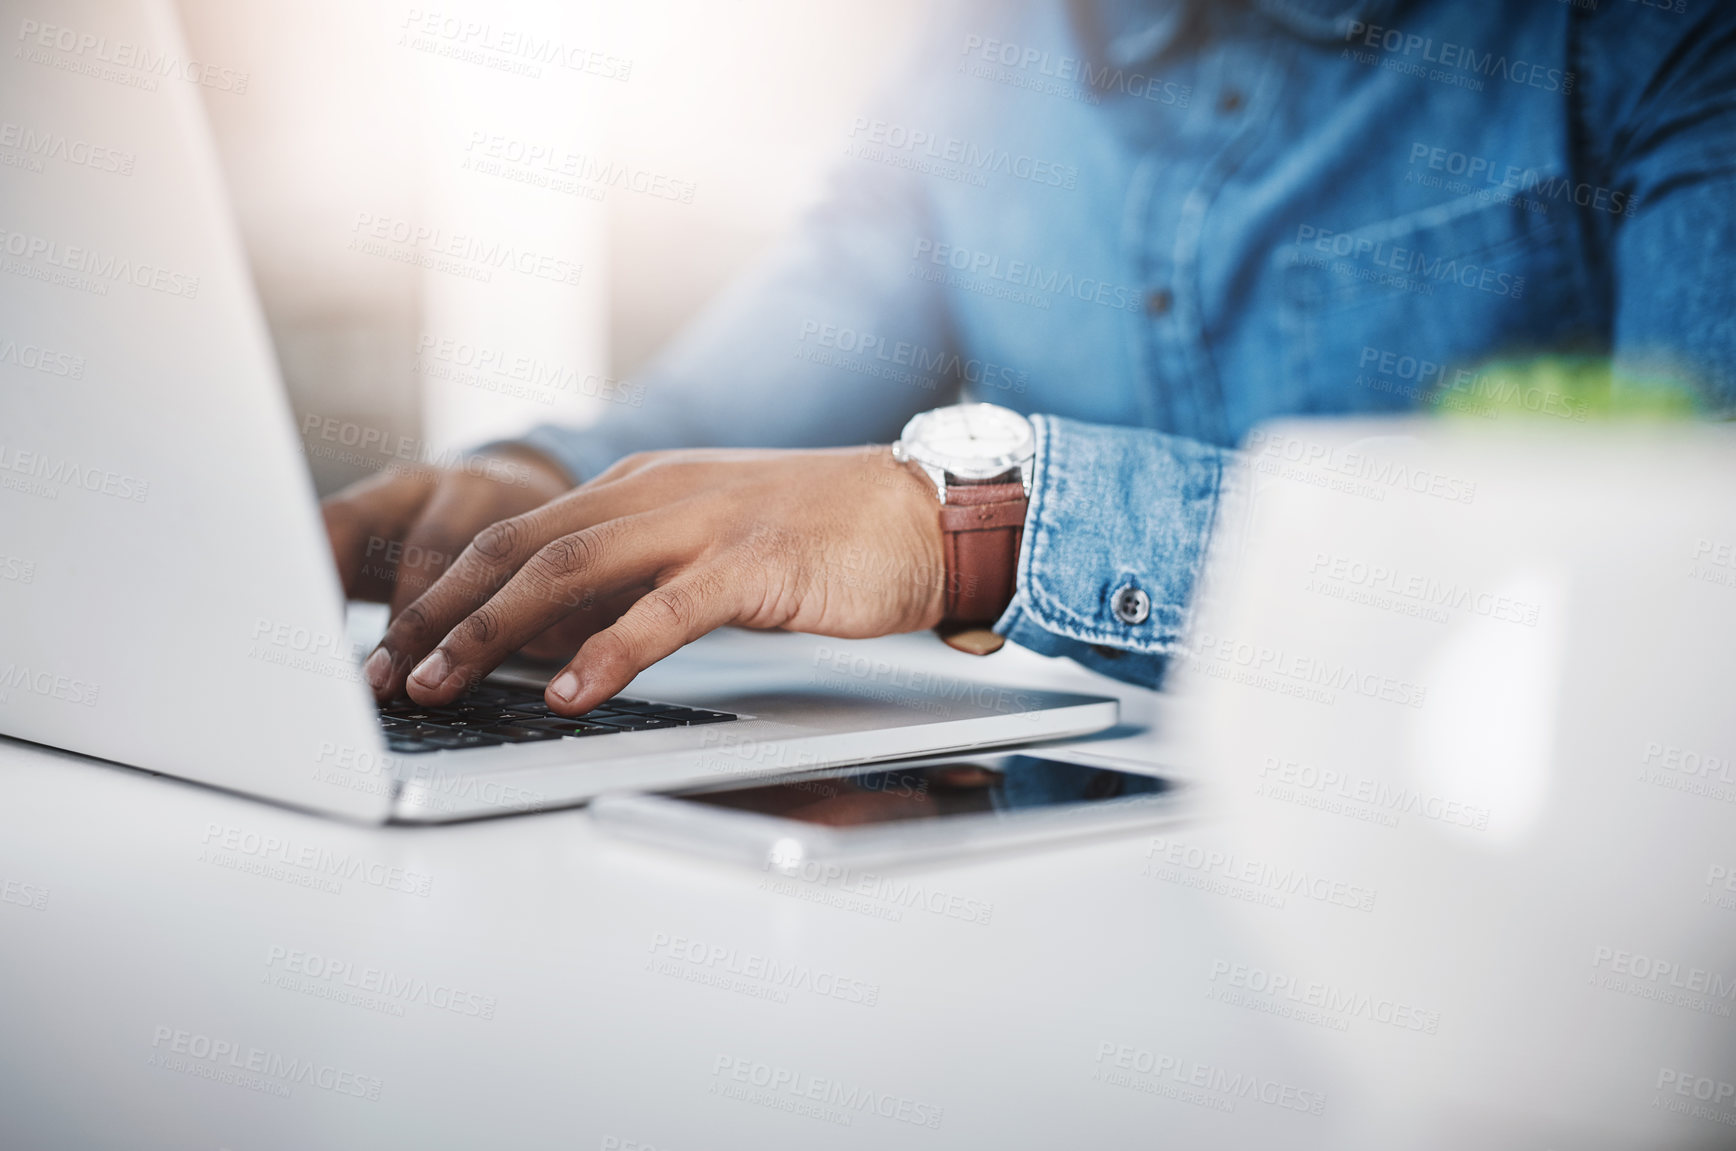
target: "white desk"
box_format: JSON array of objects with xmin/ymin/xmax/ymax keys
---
[{"xmin": 0, "ymin": 630, "xmax": 1725, "ymax": 1150}]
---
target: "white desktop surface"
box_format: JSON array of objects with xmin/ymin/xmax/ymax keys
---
[{"xmin": 0, "ymin": 629, "xmax": 1717, "ymax": 1150}]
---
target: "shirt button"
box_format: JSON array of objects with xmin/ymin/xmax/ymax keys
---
[
  {"xmin": 1112, "ymin": 584, "xmax": 1151, "ymax": 626},
  {"xmin": 1144, "ymin": 288, "xmax": 1173, "ymax": 316},
  {"xmin": 1218, "ymin": 88, "xmax": 1244, "ymax": 113}
]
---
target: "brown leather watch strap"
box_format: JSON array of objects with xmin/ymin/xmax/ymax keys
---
[{"xmin": 938, "ymin": 479, "xmax": 1028, "ymax": 624}]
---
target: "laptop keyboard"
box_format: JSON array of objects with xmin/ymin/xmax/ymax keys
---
[{"xmin": 376, "ymin": 683, "xmax": 737, "ymax": 754}]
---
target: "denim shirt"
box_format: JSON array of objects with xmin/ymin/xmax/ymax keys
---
[{"xmin": 517, "ymin": 0, "xmax": 1736, "ymax": 687}]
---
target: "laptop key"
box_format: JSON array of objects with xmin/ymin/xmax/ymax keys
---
[
  {"xmin": 588, "ymin": 715, "xmax": 682, "ymax": 731},
  {"xmin": 515, "ymin": 717, "xmax": 619, "ymax": 737},
  {"xmin": 386, "ymin": 709, "xmax": 454, "ymax": 725},
  {"xmin": 480, "ymin": 724, "xmax": 564, "ymax": 743},
  {"xmin": 651, "ymin": 708, "xmax": 737, "ymax": 725},
  {"xmin": 603, "ymin": 698, "xmax": 674, "ymax": 715},
  {"xmin": 407, "ymin": 731, "xmax": 467, "ymax": 749},
  {"xmin": 393, "ymin": 723, "xmax": 458, "ymax": 740},
  {"xmin": 446, "ymin": 731, "xmax": 507, "ymax": 749}
]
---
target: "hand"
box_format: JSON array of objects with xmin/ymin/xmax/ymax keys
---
[
  {"xmin": 361, "ymin": 447, "xmax": 946, "ymax": 715},
  {"xmin": 320, "ymin": 448, "xmax": 574, "ymax": 619}
]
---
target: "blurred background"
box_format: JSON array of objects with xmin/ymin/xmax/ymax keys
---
[{"xmin": 175, "ymin": 0, "xmax": 925, "ymax": 493}]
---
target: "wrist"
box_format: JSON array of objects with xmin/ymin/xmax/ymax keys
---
[{"xmin": 889, "ymin": 403, "xmax": 1034, "ymax": 636}]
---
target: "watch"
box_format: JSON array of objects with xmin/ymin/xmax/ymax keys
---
[{"xmin": 892, "ymin": 402, "xmax": 1035, "ymax": 629}]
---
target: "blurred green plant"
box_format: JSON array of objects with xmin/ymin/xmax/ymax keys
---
[{"xmin": 1427, "ymin": 356, "xmax": 1703, "ymax": 421}]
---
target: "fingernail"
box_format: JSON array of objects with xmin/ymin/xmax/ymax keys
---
[
  {"xmin": 410, "ymin": 650, "xmax": 449, "ymax": 690},
  {"xmin": 549, "ymin": 669, "xmax": 581, "ymax": 704},
  {"xmin": 364, "ymin": 648, "xmax": 391, "ymax": 692}
]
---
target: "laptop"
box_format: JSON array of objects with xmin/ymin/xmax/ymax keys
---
[{"xmin": 0, "ymin": 0, "xmax": 1116, "ymax": 823}]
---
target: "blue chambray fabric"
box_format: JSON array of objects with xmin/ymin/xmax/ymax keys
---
[{"xmin": 513, "ymin": 0, "xmax": 1736, "ymax": 687}]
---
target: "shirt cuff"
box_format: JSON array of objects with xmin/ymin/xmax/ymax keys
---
[{"xmin": 994, "ymin": 414, "xmax": 1229, "ymax": 687}]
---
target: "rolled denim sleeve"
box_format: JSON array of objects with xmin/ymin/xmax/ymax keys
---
[{"xmin": 995, "ymin": 415, "xmax": 1232, "ymax": 688}]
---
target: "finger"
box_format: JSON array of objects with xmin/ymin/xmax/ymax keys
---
[
  {"xmin": 362, "ymin": 479, "xmax": 667, "ymax": 697},
  {"xmin": 547, "ymin": 565, "xmax": 742, "ymax": 715},
  {"xmin": 385, "ymin": 485, "xmax": 482, "ymax": 618},
  {"xmin": 517, "ymin": 588, "xmax": 640, "ymax": 660},
  {"xmin": 320, "ymin": 470, "xmax": 437, "ymax": 600},
  {"xmin": 404, "ymin": 511, "xmax": 708, "ymax": 705}
]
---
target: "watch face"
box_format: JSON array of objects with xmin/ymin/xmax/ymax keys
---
[{"xmin": 902, "ymin": 403, "xmax": 1034, "ymax": 480}]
